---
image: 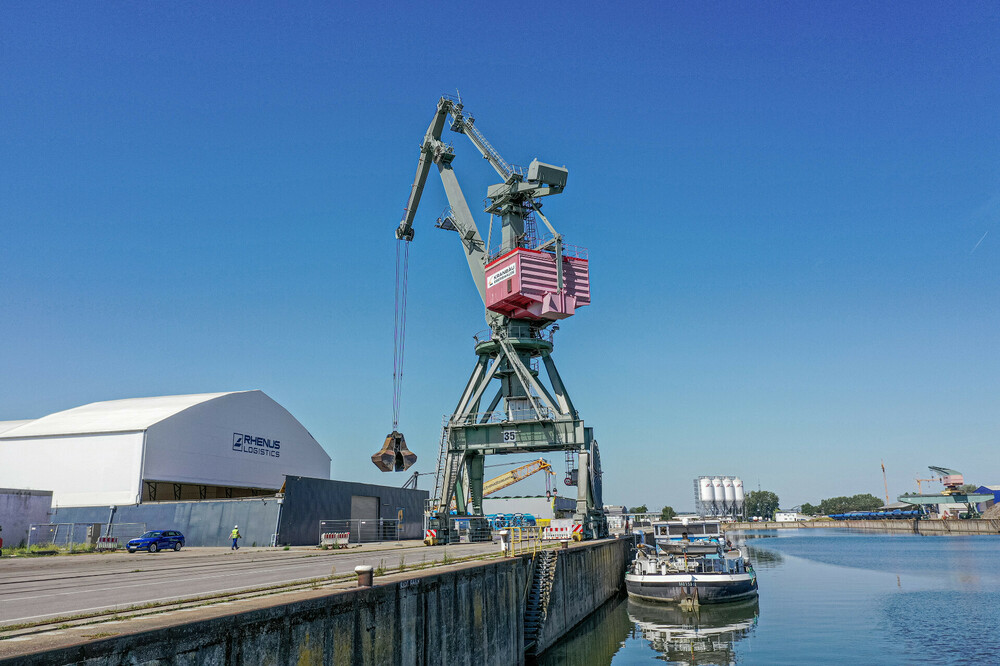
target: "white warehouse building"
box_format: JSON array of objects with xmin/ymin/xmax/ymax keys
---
[{"xmin": 0, "ymin": 391, "xmax": 331, "ymax": 507}]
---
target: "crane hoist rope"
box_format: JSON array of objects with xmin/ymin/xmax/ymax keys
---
[
  {"xmin": 370, "ymin": 237, "xmax": 418, "ymax": 473},
  {"xmin": 392, "ymin": 238, "xmax": 410, "ymax": 431}
]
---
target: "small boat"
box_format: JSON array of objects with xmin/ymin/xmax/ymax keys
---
[{"xmin": 627, "ymin": 518, "xmax": 758, "ymax": 606}]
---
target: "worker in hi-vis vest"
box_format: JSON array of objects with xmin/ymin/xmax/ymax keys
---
[{"xmin": 230, "ymin": 525, "xmax": 241, "ymax": 550}]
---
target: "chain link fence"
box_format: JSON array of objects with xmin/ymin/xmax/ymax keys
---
[
  {"xmin": 104, "ymin": 522, "xmax": 148, "ymax": 544},
  {"xmin": 27, "ymin": 522, "xmax": 147, "ymax": 550}
]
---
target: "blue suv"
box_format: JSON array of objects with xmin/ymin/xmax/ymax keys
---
[{"xmin": 126, "ymin": 530, "xmax": 185, "ymax": 553}]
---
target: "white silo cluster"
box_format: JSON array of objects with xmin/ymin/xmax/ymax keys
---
[{"xmin": 694, "ymin": 475, "xmax": 745, "ymax": 517}]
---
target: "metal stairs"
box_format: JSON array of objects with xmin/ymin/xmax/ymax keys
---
[
  {"xmin": 524, "ymin": 550, "xmax": 558, "ymax": 652},
  {"xmin": 430, "ymin": 421, "xmax": 450, "ymax": 512},
  {"xmin": 430, "ymin": 421, "xmax": 464, "ymax": 514}
]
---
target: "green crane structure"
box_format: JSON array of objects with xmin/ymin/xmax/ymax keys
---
[{"xmin": 382, "ymin": 94, "xmax": 607, "ymax": 544}]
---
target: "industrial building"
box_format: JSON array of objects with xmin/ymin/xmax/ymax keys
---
[
  {"xmin": 0, "ymin": 391, "xmax": 428, "ymax": 546},
  {"xmin": 0, "ymin": 391, "xmax": 332, "ymax": 507}
]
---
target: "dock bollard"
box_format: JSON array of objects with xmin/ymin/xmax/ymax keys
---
[
  {"xmin": 561, "ymin": 540, "xmax": 569, "ymax": 550},
  {"xmin": 355, "ymin": 565, "xmax": 373, "ymax": 587}
]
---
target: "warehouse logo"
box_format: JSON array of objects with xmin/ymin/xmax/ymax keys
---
[{"xmin": 232, "ymin": 432, "xmax": 281, "ymax": 458}]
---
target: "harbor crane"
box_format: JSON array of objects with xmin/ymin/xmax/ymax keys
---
[
  {"xmin": 376, "ymin": 94, "xmax": 607, "ymax": 544},
  {"xmin": 899, "ymin": 466, "xmax": 991, "ymax": 518}
]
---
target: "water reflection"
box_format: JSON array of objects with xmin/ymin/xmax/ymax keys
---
[
  {"xmin": 535, "ymin": 594, "xmax": 632, "ymax": 665},
  {"xmin": 628, "ymin": 598, "xmax": 759, "ymax": 665},
  {"xmin": 744, "ymin": 544, "xmax": 784, "ymax": 568}
]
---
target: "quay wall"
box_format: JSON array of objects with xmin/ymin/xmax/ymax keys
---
[
  {"xmin": 534, "ymin": 539, "xmax": 629, "ymax": 655},
  {"xmin": 727, "ymin": 519, "xmax": 1000, "ymax": 535},
  {"xmin": 3, "ymin": 539, "xmax": 630, "ymax": 666}
]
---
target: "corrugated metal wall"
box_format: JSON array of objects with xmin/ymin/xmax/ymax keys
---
[
  {"xmin": 51, "ymin": 497, "xmax": 280, "ymax": 547},
  {"xmin": 277, "ymin": 476, "xmax": 428, "ymax": 545},
  {"xmin": 50, "ymin": 476, "xmax": 429, "ymax": 547},
  {"xmin": 0, "ymin": 489, "xmax": 53, "ymax": 548}
]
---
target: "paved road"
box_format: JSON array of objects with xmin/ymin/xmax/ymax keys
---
[{"xmin": 0, "ymin": 542, "xmax": 499, "ymax": 626}]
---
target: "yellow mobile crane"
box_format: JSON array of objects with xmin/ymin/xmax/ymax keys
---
[{"xmin": 483, "ymin": 459, "xmax": 556, "ymax": 496}]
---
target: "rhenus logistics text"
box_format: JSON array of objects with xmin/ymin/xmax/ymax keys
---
[{"xmin": 233, "ymin": 433, "xmax": 281, "ymax": 458}]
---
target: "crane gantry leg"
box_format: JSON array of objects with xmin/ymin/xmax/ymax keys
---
[{"xmin": 424, "ymin": 320, "xmax": 607, "ymax": 544}]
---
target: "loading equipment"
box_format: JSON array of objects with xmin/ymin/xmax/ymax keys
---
[{"xmin": 376, "ymin": 94, "xmax": 607, "ymax": 544}]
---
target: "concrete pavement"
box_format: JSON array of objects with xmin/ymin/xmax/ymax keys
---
[{"xmin": 0, "ymin": 540, "xmax": 500, "ymax": 627}]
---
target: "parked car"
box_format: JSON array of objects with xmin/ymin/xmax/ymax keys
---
[{"xmin": 126, "ymin": 530, "xmax": 185, "ymax": 553}]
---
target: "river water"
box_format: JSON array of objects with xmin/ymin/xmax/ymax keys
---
[{"xmin": 537, "ymin": 528, "xmax": 1000, "ymax": 665}]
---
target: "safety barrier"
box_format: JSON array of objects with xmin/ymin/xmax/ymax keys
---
[
  {"xmin": 542, "ymin": 524, "xmax": 583, "ymax": 541},
  {"xmin": 96, "ymin": 536, "xmax": 119, "ymax": 551},
  {"xmin": 320, "ymin": 532, "xmax": 350, "ymax": 548}
]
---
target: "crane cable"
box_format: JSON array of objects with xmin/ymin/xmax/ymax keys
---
[{"xmin": 392, "ymin": 239, "xmax": 410, "ymax": 431}]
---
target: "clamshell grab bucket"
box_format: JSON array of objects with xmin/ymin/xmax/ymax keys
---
[{"xmin": 371, "ymin": 431, "xmax": 417, "ymax": 472}]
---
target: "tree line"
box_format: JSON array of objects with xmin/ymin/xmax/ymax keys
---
[
  {"xmin": 800, "ymin": 493, "xmax": 882, "ymax": 515},
  {"xmin": 625, "ymin": 491, "xmax": 781, "ymax": 521}
]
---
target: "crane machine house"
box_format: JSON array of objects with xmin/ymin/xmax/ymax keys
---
[{"xmin": 378, "ymin": 94, "xmax": 606, "ymax": 544}]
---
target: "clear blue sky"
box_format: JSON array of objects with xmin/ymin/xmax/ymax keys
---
[{"xmin": 2, "ymin": 3, "xmax": 998, "ymax": 511}]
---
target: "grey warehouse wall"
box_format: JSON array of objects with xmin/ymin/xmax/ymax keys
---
[
  {"xmin": 52, "ymin": 498, "xmax": 280, "ymax": 547},
  {"xmin": 277, "ymin": 476, "xmax": 428, "ymax": 545},
  {"xmin": 0, "ymin": 488, "xmax": 53, "ymax": 548},
  {"xmin": 49, "ymin": 477, "xmax": 428, "ymax": 548}
]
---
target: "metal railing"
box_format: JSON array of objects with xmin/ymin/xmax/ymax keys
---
[
  {"xmin": 502, "ymin": 526, "xmax": 544, "ymax": 557},
  {"xmin": 451, "ymin": 407, "xmax": 561, "ymax": 426},
  {"xmin": 318, "ymin": 519, "xmax": 399, "ymax": 545},
  {"xmin": 473, "ymin": 324, "xmax": 554, "ymax": 343},
  {"xmin": 448, "ymin": 517, "xmax": 492, "ymax": 543},
  {"xmin": 485, "ymin": 237, "xmax": 589, "ymax": 265},
  {"xmin": 104, "ymin": 522, "xmax": 148, "ymax": 544}
]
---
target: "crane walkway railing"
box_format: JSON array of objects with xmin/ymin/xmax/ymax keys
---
[
  {"xmin": 451, "ymin": 407, "xmax": 563, "ymax": 426},
  {"xmin": 485, "ymin": 237, "xmax": 589, "ymax": 265},
  {"xmin": 440, "ymin": 93, "xmax": 524, "ymax": 181}
]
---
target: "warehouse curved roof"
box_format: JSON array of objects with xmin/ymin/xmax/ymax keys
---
[
  {"xmin": 0, "ymin": 420, "xmax": 34, "ymax": 436},
  {"xmin": 0, "ymin": 392, "xmax": 250, "ymax": 438}
]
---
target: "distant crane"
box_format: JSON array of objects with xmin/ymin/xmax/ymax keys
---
[
  {"xmin": 928, "ymin": 466, "xmax": 965, "ymax": 495},
  {"xmin": 915, "ymin": 475, "xmax": 941, "ymax": 494}
]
